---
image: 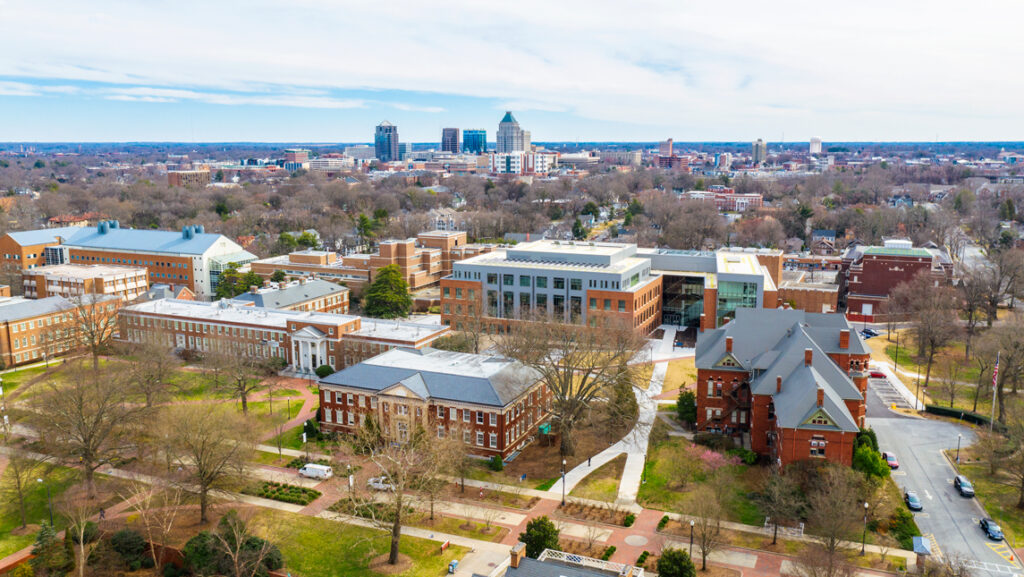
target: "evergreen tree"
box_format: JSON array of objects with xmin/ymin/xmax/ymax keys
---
[
  {"xmin": 518, "ymin": 516, "xmax": 559, "ymax": 558},
  {"xmin": 572, "ymin": 218, "xmax": 587, "ymax": 240},
  {"xmin": 363, "ymin": 264, "xmax": 412, "ymax": 319},
  {"xmin": 657, "ymin": 548, "xmax": 696, "ymax": 577}
]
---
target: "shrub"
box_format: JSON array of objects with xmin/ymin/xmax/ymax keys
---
[
  {"xmin": 676, "ymin": 390, "xmax": 697, "ymax": 424},
  {"xmin": 856, "ymin": 427, "xmax": 879, "ymax": 452},
  {"xmin": 314, "ymin": 364, "xmax": 335, "ymax": 378},
  {"xmin": 163, "ymin": 564, "xmax": 187, "ymax": 577},
  {"xmin": 657, "ymin": 547, "xmax": 697, "ymax": 577},
  {"xmin": 637, "ymin": 551, "xmax": 651, "ymax": 564},
  {"xmin": 31, "ymin": 524, "xmax": 72, "ymax": 577},
  {"xmin": 600, "ymin": 546, "xmax": 616, "ymax": 561},
  {"xmin": 726, "ymin": 447, "xmax": 758, "ymax": 465},
  {"xmin": 183, "ymin": 532, "xmax": 217, "ymax": 576},
  {"xmin": 518, "ymin": 516, "xmax": 560, "ymax": 559},
  {"xmin": 623, "ymin": 513, "xmax": 636, "ymax": 527},
  {"xmin": 8, "ymin": 564, "xmax": 33, "ymax": 577},
  {"xmin": 111, "ymin": 529, "xmax": 147, "ymax": 567},
  {"xmin": 889, "ymin": 508, "xmax": 921, "ymax": 550},
  {"xmin": 852, "ymin": 444, "xmax": 890, "ymax": 480},
  {"xmin": 303, "ymin": 419, "xmax": 320, "ymax": 439},
  {"xmin": 71, "ymin": 521, "xmax": 99, "ymax": 544},
  {"xmin": 693, "ymin": 432, "xmax": 735, "ymax": 451},
  {"xmin": 488, "ymin": 455, "xmax": 505, "ymax": 472},
  {"xmin": 657, "ymin": 515, "xmax": 670, "ymax": 531}
]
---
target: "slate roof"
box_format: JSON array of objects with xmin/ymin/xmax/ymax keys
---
[
  {"xmin": 6, "ymin": 226, "xmax": 84, "ymax": 247},
  {"xmin": 695, "ymin": 308, "xmax": 864, "ymax": 433},
  {"xmin": 63, "ymin": 227, "xmax": 241, "ymax": 256},
  {"xmin": 230, "ymin": 279, "xmax": 347, "ymax": 310},
  {"xmin": 0, "ymin": 294, "xmax": 117, "ymax": 323},
  {"xmin": 320, "ymin": 348, "xmax": 540, "ymax": 407},
  {"xmin": 503, "ymin": 557, "xmax": 620, "ymax": 577}
]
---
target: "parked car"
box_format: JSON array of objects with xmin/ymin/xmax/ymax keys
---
[
  {"xmin": 954, "ymin": 475, "xmax": 975, "ymax": 497},
  {"xmin": 869, "ymin": 371, "xmax": 886, "ymax": 379},
  {"xmin": 298, "ymin": 463, "xmax": 334, "ymax": 480},
  {"xmin": 367, "ymin": 476, "xmax": 395, "ymax": 491},
  {"xmin": 859, "ymin": 331, "xmax": 875, "ymax": 340},
  {"xmin": 863, "ymin": 328, "xmax": 881, "ymax": 337},
  {"xmin": 981, "ymin": 518, "xmax": 1004, "ymax": 540},
  {"xmin": 904, "ymin": 491, "xmax": 923, "ymax": 511},
  {"xmin": 882, "ymin": 451, "xmax": 899, "ymax": 469}
]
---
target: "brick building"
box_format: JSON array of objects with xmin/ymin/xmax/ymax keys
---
[
  {"xmin": 695, "ymin": 308, "xmax": 869, "ymax": 467},
  {"xmin": 778, "ymin": 270, "xmax": 839, "ymax": 314},
  {"xmin": 682, "ymin": 186, "xmax": 763, "ymax": 212},
  {"xmin": 318, "ymin": 347, "xmax": 551, "ymax": 459},
  {"xmin": 0, "ymin": 294, "xmax": 120, "ymax": 367},
  {"xmin": 23, "ymin": 264, "xmax": 149, "ymax": 301},
  {"xmin": 229, "ymin": 278, "xmax": 349, "ymax": 313},
  {"xmin": 117, "ymin": 299, "xmax": 448, "ymax": 373},
  {"xmin": 167, "ymin": 169, "xmax": 211, "ymax": 188},
  {"xmin": 0, "ymin": 227, "xmax": 83, "ymax": 272},
  {"xmin": 250, "ymin": 231, "xmax": 494, "ymax": 293},
  {"xmin": 841, "ymin": 239, "xmax": 953, "ymax": 322}
]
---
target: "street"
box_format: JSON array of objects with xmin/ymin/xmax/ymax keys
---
[{"xmin": 867, "ymin": 380, "xmax": 1020, "ymax": 576}]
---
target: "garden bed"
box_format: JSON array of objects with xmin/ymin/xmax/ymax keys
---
[
  {"xmin": 557, "ymin": 501, "xmax": 632, "ymax": 527},
  {"xmin": 243, "ymin": 481, "xmax": 321, "ymax": 505}
]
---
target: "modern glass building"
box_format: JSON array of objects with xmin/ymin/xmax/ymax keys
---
[
  {"xmin": 375, "ymin": 121, "xmax": 399, "ymax": 162},
  {"xmin": 463, "ymin": 129, "xmax": 487, "ymax": 154}
]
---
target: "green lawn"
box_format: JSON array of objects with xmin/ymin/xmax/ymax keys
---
[
  {"xmin": 0, "ymin": 365, "xmax": 49, "ymax": 395},
  {"xmin": 570, "ymin": 454, "xmax": 625, "ymax": 502},
  {"xmin": 251, "ymin": 450, "xmax": 292, "ymax": 467},
  {"xmin": 267, "ymin": 424, "xmax": 307, "ymax": 451},
  {"xmin": 0, "ymin": 465, "xmax": 80, "ymax": 558},
  {"xmin": 958, "ymin": 462, "xmax": 1024, "ymax": 543},
  {"xmin": 252, "ymin": 509, "xmax": 469, "ymax": 577},
  {"xmin": 241, "ymin": 399, "xmax": 304, "ymax": 420}
]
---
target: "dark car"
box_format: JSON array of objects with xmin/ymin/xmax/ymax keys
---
[
  {"xmin": 882, "ymin": 451, "xmax": 899, "ymax": 469},
  {"xmin": 904, "ymin": 491, "xmax": 923, "ymax": 511},
  {"xmin": 860, "ymin": 331, "xmax": 875, "ymax": 340},
  {"xmin": 954, "ymin": 475, "xmax": 975, "ymax": 497},
  {"xmin": 981, "ymin": 518, "xmax": 1004, "ymax": 541}
]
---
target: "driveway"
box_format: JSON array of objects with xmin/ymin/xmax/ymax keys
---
[{"xmin": 867, "ymin": 396, "xmax": 1017, "ymax": 576}]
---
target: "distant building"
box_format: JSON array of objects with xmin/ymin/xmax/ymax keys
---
[
  {"xmin": 167, "ymin": 169, "xmax": 211, "ymax": 188},
  {"xmin": 496, "ymin": 112, "xmax": 529, "ymax": 153},
  {"xmin": 374, "ymin": 121, "xmax": 400, "ymax": 162},
  {"xmin": 344, "ymin": 145, "xmax": 375, "ymax": 160},
  {"xmin": 841, "ymin": 238, "xmax": 953, "ymax": 321},
  {"xmin": 659, "ymin": 138, "xmax": 674, "ymax": 157},
  {"xmin": 716, "ymin": 152, "xmax": 733, "ymax": 170},
  {"xmin": 441, "ymin": 128, "xmax": 460, "ymax": 154},
  {"xmin": 463, "ymin": 129, "xmax": 487, "ymax": 154},
  {"xmin": 752, "ymin": 139, "xmax": 767, "ymax": 165},
  {"xmin": 600, "ymin": 150, "xmax": 642, "ymax": 165},
  {"xmin": 23, "ymin": 263, "xmax": 148, "ymax": 301},
  {"xmin": 230, "ymin": 278, "xmax": 349, "ymax": 314},
  {"xmin": 489, "ymin": 152, "xmax": 555, "ymax": 175},
  {"xmin": 398, "ymin": 142, "xmax": 414, "ymax": 161},
  {"xmin": 810, "ymin": 137, "xmax": 823, "ymax": 155},
  {"xmin": 283, "ymin": 148, "xmax": 310, "ymax": 163},
  {"xmin": 682, "ymin": 186, "xmax": 763, "ymax": 212},
  {"xmin": 318, "ymin": 347, "xmax": 551, "ymax": 459}
]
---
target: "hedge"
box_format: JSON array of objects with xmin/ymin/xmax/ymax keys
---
[
  {"xmin": 242, "ymin": 481, "xmax": 321, "ymax": 505},
  {"xmin": 925, "ymin": 405, "xmax": 1006, "ymax": 433},
  {"xmin": 600, "ymin": 546, "xmax": 616, "ymax": 561}
]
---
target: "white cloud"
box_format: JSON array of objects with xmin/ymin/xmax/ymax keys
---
[{"xmin": 0, "ymin": 0, "xmax": 1022, "ymax": 139}]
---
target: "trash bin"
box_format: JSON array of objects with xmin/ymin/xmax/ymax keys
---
[{"xmin": 448, "ymin": 559, "xmax": 459, "ymax": 574}]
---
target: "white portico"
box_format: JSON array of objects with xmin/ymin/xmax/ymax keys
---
[{"xmin": 291, "ymin": 326, "xmax": 329, "ymax": 372}]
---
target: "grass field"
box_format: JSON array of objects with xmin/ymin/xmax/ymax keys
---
[
  {"xmin": 252, "ymin": 509, "xmax": 469, "ymax": 577},
  {"xmin": 957, "ymin": 462, "xmax": 1024, "ymax": 544},
  {"xmin": 267, "ymin": 424, "xmax": 308, "ymax": 451},
  {"xmin": 0, "ymin": 465, "xmax": 79, "ymax": 558},
  {"xmin": 570, "ymin": 454, "xmax": 625, "ymax": 502},
  {"xmin": 662, "ymin": 358, "xmax": 696, "ymax": 396}
]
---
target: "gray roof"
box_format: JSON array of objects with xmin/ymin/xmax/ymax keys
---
[
  {"xmin": 0, "ymin": 294, "xmax": 117, "ymax": 323},
  {"xmin": 63, "ymin": 227, "xmax": 242, "ymax": 256},
  {"xmin": 230, "ymin": 279, "xmax": 347, "ymax": 309},
  {"xmin": 503, "ymin": 558, "xmax": 619, "ymax": 577},
  {"xmin": 6, "ymin": 227, "xmax": 84, "ymax": 247},
  {"xmin": 696, "ymin": 308, "xmax": 864, "ymax": 433},
  {"xmin": 320, "ymin": 348, "xmax": 540, "ymax": 407}
]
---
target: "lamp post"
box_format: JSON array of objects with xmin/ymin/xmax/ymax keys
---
[
  {"xmin": 860, "ymin": 501, "xmax": 869, "ymax": 555},
  {"xmin": 956, "ymin": 434, "xmax": 963, "ymax": 464},
  {"xmin": 36, "ymin": 478, "xmax": 53, "ymax": 526},
  {"xmin": 689, "ymin": 519, "xmax": 695, "ymax": 558},
  {"xmin": 561, "ymin": 459, "xmax": 567, "ymax": 506},
  {"xmin": 43, "ymin": 352, "xmax": 48, "ymax": 368}
]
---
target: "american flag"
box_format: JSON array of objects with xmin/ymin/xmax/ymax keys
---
[{"xmin": 993, "ymin": 353, "xmax": 1000, "ymax": 388}]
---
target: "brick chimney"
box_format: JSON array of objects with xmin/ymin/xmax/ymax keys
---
[
  {"xmin": 839, "ymin": 329, "xmax": 850, "ymax": 349},
  {"xmin": 263, "ymin": 279, "xmax": 271, "ymax": 288},
  {"xmin": 699, "ymin": 314, "xmax": 706, "ymax": 332},
  {"xmin": 278, "ymin": 282, "xmax": 288, "ymax": 290},
  {"xmin": 776, "ymin": 375, "xmax": 782, "ymax": 393},
  {"xmin": 725, "ymin": 336, "xmax": 733, "ymax": 353},
  {"xmin": 804, "ymin": 348, "xmax": 813, "ymax": 366},
  {"xmin": 248, "ymin": 285, "xmax": 258, "ymax": 294},
  {"xmin": 510, "ymin": 543, "xmax": 526, "ymax": 569},
  {"xmin": 816, "ymin": 387, "xmax": 824, "ymax": 407}
]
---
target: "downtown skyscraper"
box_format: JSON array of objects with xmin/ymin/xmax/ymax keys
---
[
  {"xmin": 496, "ymin": 111, "xmax": 530, "ymax": 153},
  {"xmin": 463, "ymin": 129, "xmax": 487, "ymax": 154},
  {"xmin": 441, "ymin": 128, "xmax": 460, "ymax": 153},
  {"xmin": 375, "ymin": 121, "xmax": 399, "ymax": 162}
]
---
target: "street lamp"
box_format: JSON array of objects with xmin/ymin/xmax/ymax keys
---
[
  {"xmin": 689, "ymin": 519, "xmax": 695, "ymax": 558},
  {"xmin": 36, "ymin": 478, "xmax": 53, "ymax": 527},
  {"xmin": 860, "ymin": 502, "xmax": 869, "ymax": 555},
  {"xmin": 956, "ymin": 434, "xmax": 963, "ymax": 464},
  {"xmin": 561, "ymin": 459, "xmax": 567, "ymax": 506}
]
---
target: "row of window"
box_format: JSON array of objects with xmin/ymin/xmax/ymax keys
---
[
  {"xmin": 442, "ymin": 286, "xmax": 476, "ymax": 300},
  {"xmin": 589, "ymin": 298, "xmax": 627, "ymax": 312},
  {"xmin": 70, "ymin": 254, "xmax": 189, "ymax": 268},
  {"xmin": 11, "ymin": 313, "xmax": 75, "ymax": 333},
  {"xmin": 126, "ymin": 315, "xmax": 288, "ymax": 341}
]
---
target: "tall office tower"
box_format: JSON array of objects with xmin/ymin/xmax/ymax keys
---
[
  {"xmin": 399, "ymin": 142, "xmax": 413, "ymax": 161},
  {"xmin": 752, "ymin": 138, "xmax": 767, "ymax": 165},
  {"xmin": 463, "ymin": 129, "xmax": 487, "ymax": 154},
  {"xmin": 441, "ymin": 128, "xmax": 460, "ymax": 153},
  {"xmin": 496, "ymin": 111, "xmax": 527, "ymax": 153},
  {"xmin": 809, "ymin": 137, "xmax": 822, "ymax": 155},
  {"xmin": 374, "ymin": 121, "xmax": 399, "ymax": 162},
  {"xmin": 659, "ymin": 139, "xmax": 674, "ymax": 157}
]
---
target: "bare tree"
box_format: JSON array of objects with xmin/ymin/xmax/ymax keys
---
[
  {"xmin": 31, "ymin": 364, "xmax": 144, "ymax": 498},
  {"xmin": 933, "ymin": 355, "xmax": 964, "ymax": 408},
  {"xmin": 0, "ymin": 450, "xmax": 47, "ymax": 529},
  {"xmin": 122, "ymin": 341, "xmax": 180, "ymax": 407},
  {"xmin": 756, "ymin": 466, "xmax": 804, "ymax": 545},
  {"xmin": 69, "ymin": 295, "xmax": 121, "ymax": 371},
  {"xmin": 497, "ymin": 314, "xmax": 644, "ymax": 457},
  {"xmin": 160, "ymin": 403, "xmax": 254, "ymax": 523},
  {"xmin": 806, "ymin": 466, "xmax": 861, "ymax": 562},
  {"xmin": 59, "ymin": 485, "xmax": 99, "ymax": 577},
  {"xmin": 958, "ymin": 263, "xmax": 991, "ymax": 359},
  {"xmin": 981, "ymin": 248, "xmax": 1024, "ymax": 327},
  {"xmin": 973, "ymin": 431, "xmax": 1010, "ymax": 476},
  {"xmin": 211, "ymin": 510, "xmax": 281, "ymax": 577},
  {"xmin": 788, "ymin": 544, "xmax": 857, "ymax": 577},
  {"xmin": 976, "ymin": 314, "xmax": 1024, "ymax": 423},
  {"xmin": 206, "ymin": 351, "xmax": 266, "ymax": 415},
  {"xmin": 120, "ymin": 480, "xmax": 184, "ymax": 574},
  {"xmin": 892, "ymin": 272, "xmax": 960, "ymax": 387},
  {"xmin": 691, "ymin": 488, "xmax": 723, "ymax": 571}
]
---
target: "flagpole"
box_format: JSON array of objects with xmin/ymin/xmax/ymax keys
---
[{"xmin": 990, "ymin": 351, "xmax": 1000, "ymax": 432}]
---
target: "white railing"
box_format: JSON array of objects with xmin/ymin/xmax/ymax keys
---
[
  {"xmin": 763, "ymin": 517, "xmax": 805, "ymax": 537},
  {"xmin": 537, "ymin": 549, "xmax": 644, "ymax": 577}
]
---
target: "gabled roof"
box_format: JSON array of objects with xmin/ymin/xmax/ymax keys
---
[
  {"xmin": 320, "ymin": 347, "xmax": 540, "ymax": 407},
  {"xmin": 6, "ymin": 226, "xmax": 84, "ymax": 247},
  {"xmin": 230, "ymin": 279, "xmax": 347, "ymax": 310}
]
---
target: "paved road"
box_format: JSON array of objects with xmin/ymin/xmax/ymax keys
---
[{"xmin": 866, "ymin": 385, "xmax": 1018, "ymax": 576}]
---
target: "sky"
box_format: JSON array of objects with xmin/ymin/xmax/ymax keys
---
[{"xmin": 0, "ymin": 0, "xmax": 1022, "ymax": 143}]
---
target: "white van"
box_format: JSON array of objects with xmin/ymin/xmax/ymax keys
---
[{"xmin": 298, "ymin": 463, "xmax": 334, "ymax": 480}]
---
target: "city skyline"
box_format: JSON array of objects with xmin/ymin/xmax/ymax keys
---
[{"xmin": 0, "ymin": 0, "xmax": 1022, "ymax": 142}]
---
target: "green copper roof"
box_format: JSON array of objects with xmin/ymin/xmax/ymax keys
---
[
  {"xmin": 863, "ymin": 247, "xmax": 932, "ymax": 258},
  {"xmin": 500, "ymin": 111, "xmax": 517, "ymax": 124}
]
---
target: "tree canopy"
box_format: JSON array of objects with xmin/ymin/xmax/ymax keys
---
[{"xmin": 363, "ymin": 264, "xmax": 412, "ymax": 319}]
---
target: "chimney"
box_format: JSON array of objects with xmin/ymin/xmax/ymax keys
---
[
  {"xmin": 249, "ymin": 285, "xmax": 258, "ymax": 294},
  {"xmin": 804, "ymin": 348, "xmax": 813, "ymax": 366},
  {"xmin": 278, "ymin": 282, "xmax": 287, "ymax": 290},
  {"xmin": 510, "ymin": 543, "xmax": 526, "ymax": 569},
  {"xmin": 699, "ymin": 314, "xmax": 706, "ymax": 332},
  {"xmin": 263, "ymin": 279, "xmax": 271, "ymax": 288},
  {"xmin": 839, "ymin": 329, "xmax": 850, "ymax": 349},
  {"xmin": 725, "ymin": 336, "xmax": 733, "ymax": 353},
  {"xmin": 776, "ymin": 375, "xmax": 782, "ymax": 393},
  {"xmin": 816, "ymin": 387, "xmax": 824, "ymax": 407}
]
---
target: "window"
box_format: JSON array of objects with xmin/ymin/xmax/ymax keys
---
[
  {"xmin": 476, "ymin": 431, "xmax": 484, "ymax": 446},
  {"xmin": 347, "ymin": 412, "xmax": 355, "ymax": 425},
  {"xmin": 476, "ymin": 411, "xmax": 484, "ymax": 425},
  {"xmin": 618, "ymin": 300, "xmax": 626, "ymax": 312},
  {"xmin": 443, "ymin": 287, "xmax": 450, "ymax": 297},
  {"xmin": 437, "ymin": 406, "xmax": 445, "ymax": 418},
  {"xmin": 519, "ymin": 275, "xmax": 531, "ymax": 287},
  {"xmin": 536, "ymin": 277, "xmax": 547, "ymax": 289},
  {"xmin": 463, "ymin": 430, "xmax": 471, "ymax": 444},
  {"xmin": 503, "ymin": 274, "xmax": 513, "ymax": 286},
  {"xmin": 489, "ymin": 413, "xmax": 497, "ymax": 426},
  {"xmin": 570, "ymin": 278, "xmax": 581, "ymax": 291},
  {"xmin": 437, "ymin": 426, "xmax": 445, "ymax": 438},
  {"xmin": 487, "ymin": 273, "xmax": 498, "ymax": 284},
  {"xmin": 450, "ymin": 407, "xmax": 457, "ymax": 419},
  {"xmin": 455, "ymin": 288, "xmax": 463, "ymax": 298},
  {"xmin": 604, "ymin": 299, "xmax": 611, "ymax": 311},
  {"xmin": 463, "ymin": 409, "xmax": 470, "ymax": 422},
  {"xmin": 554, "ymin": 277, "xmax": 565, "ymax": 290},
  {"xmin": 589, "ymin": 298, "xmax": 597, "ymax": 310},
  {"xmin": 810, "ymin": 435, "xmax": 827, "ymax": 457},
  {"xmin": 489, "ymin": 433, "xmax": 498, "ymax": 448}
]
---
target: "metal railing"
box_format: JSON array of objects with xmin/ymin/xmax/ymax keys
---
[{"xmin": 537, "ymin": 549, "xmax": 644, "ymax": 577}]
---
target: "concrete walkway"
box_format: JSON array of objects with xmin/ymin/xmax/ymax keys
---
[{"xmin": 549, "ymin": 325, "xmax": 681, "ymax": 506}]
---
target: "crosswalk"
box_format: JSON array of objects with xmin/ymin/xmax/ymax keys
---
[{"xmin": 924, "ymin": 533, "xmax": 943, "ymax": 559}]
